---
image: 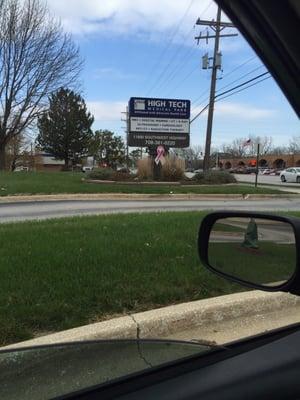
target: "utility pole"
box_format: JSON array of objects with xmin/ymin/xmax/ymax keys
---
[
  {"xmin": 121, "ymin": 107, "xmax": 129, "ymax": 169},
  {"xmin": 255, "ymin": 142, "xmax": 260, "ymax": 188},
  {"xmin": 195, "ymin": 6, "xmax": 237, "ymax": 171}
]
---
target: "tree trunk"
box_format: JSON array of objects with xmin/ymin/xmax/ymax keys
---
[
  {"xmin": 11, "ymin": 158, "xmax": 16, "ymax": 172},
  {"xmin": 0, "ymin": 145, "xmax": 6, "ymax": 170},
  {"xmin": 63, "ymin": 157, "xmax": 69, "ymax": 171}
]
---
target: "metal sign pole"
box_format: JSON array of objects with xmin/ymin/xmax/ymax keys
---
[{"xmin": 255, "ymin": 142, "xmax": 260, "ymax": 188}]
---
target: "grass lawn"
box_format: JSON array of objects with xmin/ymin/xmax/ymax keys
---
[
  {"xmin": 1, "ymin": 211, "xmax": 299, "ymax": 346},
  {"xmin": 0, "ymin": 171, "xmax": 286, "ymax": 196},
  {"xmin": 209, "ymin": 242, "xmax": 296, "ymax": 285},
  {"xmin": 0, "ymin": 211, "xmax": 244, "ymax": 346}
]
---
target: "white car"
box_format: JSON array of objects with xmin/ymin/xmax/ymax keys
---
[
  {"xmin": 82, "ymin": 166, "xmax": 93, "ymax": 173},
  {"xmin": 14, "ymin": 166, "xmax": 29, "ymax": 172},
  {"xmin": 280, "ymin": 167, "xmax": 300, "ymax": 183},
  {"xmin": 262, "ymin": 168, "xmax": 271, "ymax": 175}
]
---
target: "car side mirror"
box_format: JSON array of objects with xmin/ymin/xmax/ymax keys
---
[{"xmin": 198, "ymin": 211, "xmax": 300, "ymax": 295}]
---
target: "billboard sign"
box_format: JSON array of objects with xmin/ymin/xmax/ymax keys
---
[{"xmin": 128, "ymin": 97, "xmax": 190, "ymax": 148}]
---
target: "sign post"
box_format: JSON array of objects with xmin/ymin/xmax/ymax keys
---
[{"xmin": 255, "ymin": 142, "xmax": 260, "ymax": 188}]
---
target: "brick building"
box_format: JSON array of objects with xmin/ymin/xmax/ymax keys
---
[
  {"xmin": 35, "ymin": 153, "xmax": 65, "ymax": 171},
  {"xmin": 218, "ymin": 154, "xmax": 300, "ymax": 170}
]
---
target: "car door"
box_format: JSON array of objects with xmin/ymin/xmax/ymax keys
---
[
  {"xmin": 285, "ymin": 168, "xmax": 293, "ymax": 182},
  {"xmin": 289, "ymin": 168, "xmax": 297, "ymax": 182}
]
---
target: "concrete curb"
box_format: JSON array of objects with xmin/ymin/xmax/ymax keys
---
[
  {"xmin": 85, "ymin": 179, "xmax": 182, "ymax": 186},
  {"xmin": 0, "ymin": 193, "xmax": 298, "ymax": 204},
  {"xmin": 238, "ymin": 182, "xmax": 300, "ymax": 195},
  {"xmin": 3, "ymin": 290, "xmax": 299, "ymax": 349},
  {"xmin": 238, "ymin": 180, "xmax": 300, "ymax": 189}
]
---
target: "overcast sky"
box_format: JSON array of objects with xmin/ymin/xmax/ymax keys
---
[{"xmin": 47, "ymin": 0, "xmax": 299, "ymax": 148}]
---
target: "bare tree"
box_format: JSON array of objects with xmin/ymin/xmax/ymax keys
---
[
  {"xmin": 5, "ymin": 133, "xmax": 25, "ymax": 170},
  {"xmin": 248, "ymin": 136, "xmax": 273, "ymax": 155},
  {"xmin": 0, "ymin": 0, "xmax": 82, "ymax": 169},
  {"xmin": 175, "ymin": 145, "xmax": 203, "ymax": 161},
  {"xmin": 221, "ymin": 136, "xmax": 273, "ymax": 157},
  {"xmin": 221, "ymin": 138, "xmax": 247, "ymax": 157},
  {"xmin": 271, "ymin": 146, "xmax": 289, "ymax": 155},
  {"xmin": 289, "ymin": 136, "xmax": 300, "ymax": 154},
  {"xmin": 175, "ymin": 145, "xmax": 204, "ymax": 169}
]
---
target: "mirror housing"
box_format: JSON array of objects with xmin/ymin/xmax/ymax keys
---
[{"xmin": 198, "ymin": 211, "xmax": 300, "ymax": 295}]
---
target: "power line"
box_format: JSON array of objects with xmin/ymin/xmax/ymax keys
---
[
  {"xmin": 159, "ymin": 1, "xmax": 214, "ymax": 95},
  {"xmin": 195, "ymin": 6, "xmax": 238, "ymax": 171},
  {"xmin": 157, "ymin": 42, "xmax": 198, "ymax": 94},
  {"xmin": 164, "ymin": 63, "xmax": 199, "ymax": 94},
  {"xmin": 220, "ymin": 55, "xmax": 257, "ymax": 80},
  {"xmin": 145, "ymin": 0, "xmax": 195, "ymax": 95},
  {"xmin": 191, "ymin": 65, "xmax": 266, "ymax": 115},
  {"xmin": 145, "ymin": 1, "xmax": 195, "ymax": 92},
  {"xmin": 216, "ymin": 65, "xmax": 266, "ymax": 92},
  {"xmin": 190, "ymin": 104, "xmax": 209, "ymax": 123},
  {"xmin": 215, "ymin": 75, "xmax": 272, "ymax": 102},
  {"xmin": 191, "ymin": 85, "xmax": 210, "ymax": 107},
  {"xmin": 191, "ymin": 57, "xmax": 262, "ymax": 107},
  {"xmin": 190, "ymin": 73, "xmax": 271, "ymax": 123},
  {"xmin": 214, "ymin": 71, "xmax": 270, "ymax": 99},
  {"xmin": 146, "ymin": 1, "xmax": 214, "ymax": 96}
]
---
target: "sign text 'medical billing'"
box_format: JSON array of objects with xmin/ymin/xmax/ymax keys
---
[{"xmin": 128, "ymin": 97, "xmax": 190, "ymax": 148}]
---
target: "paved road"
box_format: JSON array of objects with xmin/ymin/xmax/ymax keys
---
[
  {"xmin": 0, "ymin": 198, "xmax": 300, "ymax": 223},
  {"xmin": 186, "ymin": 172, "xmax": 299, "ymax": 187},
  {"xmin": 211, "ymin": 220, "xmax": 295, "ymax": 243},
  {"xmin": 234, "ymin": 173, "xmax": 300, "ymax": 187}
]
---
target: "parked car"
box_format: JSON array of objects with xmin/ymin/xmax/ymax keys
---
[
  {"xmin": 244, "ymin": 167, "xmax": 257, "ymax": 174},
  {"xmin": 235, "ymin": 167, "xmax": 247, "ymax": 174},
  {"xmin": 117, "ymin": 167, "xmax": 130, "ymax": 173},
  {"xmin": 82, "ymin": 166, "xmax": 94, "ymax": 173},
  {"xmin": 14, "ymin": 166, "xmax": 29, "ymax": 172},
  {"xmin": 262, "ymin": 168, "xmax": 271, "ymax": 175},
  {"xmin": 280, "ymin": 168, "xmax": 300, "ymax": 183}
]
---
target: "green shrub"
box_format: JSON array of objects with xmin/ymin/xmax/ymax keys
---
[
  {"xmin": 193, "ymin": 170, "xmax": 236, "ymax": 184},
  {"xmin": 87, "ymin": 168, "xmax": 114, "ymax": 180},
  {"xmin": 112, "ymin": 170, "xmax": 133, "ymax": 181}
]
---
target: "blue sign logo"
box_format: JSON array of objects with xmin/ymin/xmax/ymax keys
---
[{"xmin": 129, "ymin": 97, "xmax": 190, "ymax": 119}]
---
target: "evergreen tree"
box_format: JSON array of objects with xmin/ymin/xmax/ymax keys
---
[{"xmin": 37, "ymin": 88, "xmax": 94, "ymax": 168}]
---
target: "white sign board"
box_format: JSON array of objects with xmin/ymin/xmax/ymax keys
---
[{"xmin": 130, "ymin": 117, "xmax": 189, "ymax": 134}]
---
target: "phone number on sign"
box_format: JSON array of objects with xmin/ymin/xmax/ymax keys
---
[{"xmin": 145, "ymin": 140, "xmax": 176, "ymax": 146}]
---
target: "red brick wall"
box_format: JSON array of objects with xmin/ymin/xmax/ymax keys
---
[
  {"xmin": 219, "ymin": 154, "xmax": 300, "ymax": 169},
  {"xmin": 35, "ymin": 164, "xmax": 63, "ymax": 172}
]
